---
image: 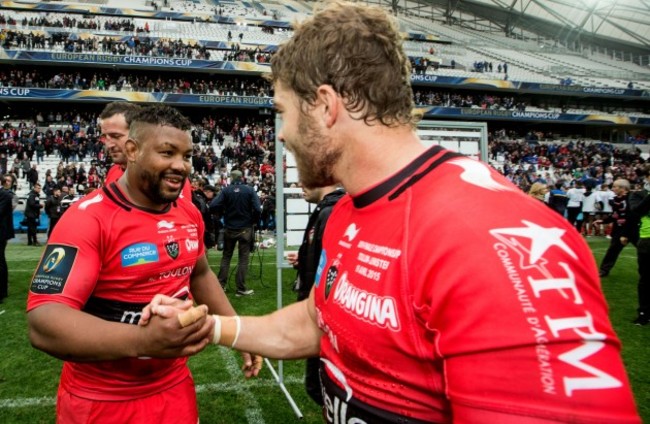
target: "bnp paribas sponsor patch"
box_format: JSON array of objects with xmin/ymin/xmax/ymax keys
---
[
  {"xmin": 31, "ymin": 244, "xmax": 78, "ymax": 295},
  {"xmin": 121, "ymin": 242, "xmax": 159, "ymax": 267}
]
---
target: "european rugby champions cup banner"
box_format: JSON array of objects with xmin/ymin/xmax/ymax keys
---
[
  {"xmin": 2, "ymin": 87, "xmax": 646, "ymax": 125},
  {"xmin": 410, "ymin": 74, "xmax": 648, "ymax": 98},
  {"xmin": 417, "ymin": 107, "xmax": 650, "ymax": 126}
]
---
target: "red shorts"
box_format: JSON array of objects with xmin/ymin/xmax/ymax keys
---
[{"xmin": 56, "ymin": 375, "xmax": 199, "ymax": 424}]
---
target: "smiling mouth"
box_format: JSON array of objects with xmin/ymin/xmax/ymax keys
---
[{"xmin": 163, "ymin": 175, "xmax": 185, "ymax": 189}]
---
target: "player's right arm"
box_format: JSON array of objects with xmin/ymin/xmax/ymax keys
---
[
  {"xmin": 146, "ymin": 287, "xmax": 323, "ymax": 359},
  {"xmin": 28, "ymin": 303, "xmax": 212, "ymax": 361},
  {"xmin": 222, "ymin": 290, "xmax": 322, "ymax": 359}
]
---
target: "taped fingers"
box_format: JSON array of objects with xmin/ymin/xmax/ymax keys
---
[
  {"xmin": 178, "ymin": 305, "xmax": 208, "ymax": 328},
  {"xmin": 253, "ymin": 355, "xmax": 263, "ymax": 371}
]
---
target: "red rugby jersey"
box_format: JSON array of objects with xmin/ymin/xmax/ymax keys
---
[
  {"xmin": 314, "ymin": 146, "xmax": 640, "ymax": 423},
  {"xmin": 28, "ymin": 183, "xmax": 205, "ymax": 400}
]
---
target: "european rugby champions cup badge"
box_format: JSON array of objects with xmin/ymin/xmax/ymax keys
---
[{"xmin": 165, "ymin": 236, "xmax": 180, "ymax": 260}]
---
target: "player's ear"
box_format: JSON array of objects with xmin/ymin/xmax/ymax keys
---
[
  {"xmin": 315, "ymin": 84, "xmax": 339, "ymax": 128},
  {"xmin": 124, "ymin": 138, "xmax": 138, "ymax": 163}
]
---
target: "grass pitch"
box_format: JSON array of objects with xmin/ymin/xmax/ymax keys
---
[{"xmin": 0, "ymin": 237, "xmax": 647, "ymax": 423}]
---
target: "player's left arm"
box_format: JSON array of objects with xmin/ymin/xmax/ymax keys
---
[{"xmin": 190, "ymin": 254, "xmax": 236, "ymax": 317}]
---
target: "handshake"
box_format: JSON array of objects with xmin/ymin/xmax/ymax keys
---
[{"xmin": 139, "ymin": 295, "xmax": 263, "ymax": 377}]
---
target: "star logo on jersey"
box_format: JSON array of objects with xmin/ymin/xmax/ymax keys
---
[
  {"xmin": 448, "ymin": 158, "xmax": 517, "ymax": 192},
  {"xmin": 343, "ymin": 223, "xmax": 360, "ymax": 242},
  {"xmin": 165, "ymin": 239, "xmax": 180, "ymax": 260},
  {"xmin": 490, "ymin": 220, "xmax": 577, "ymax": 265}
]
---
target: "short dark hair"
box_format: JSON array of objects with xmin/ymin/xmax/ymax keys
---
[
  {"xmin": 129, "ymin": 105, "xmax": 192, "ymax": 141},
  {"xmin": 99, "ymin": 102, "xmax": 142, "ymax": 127}
]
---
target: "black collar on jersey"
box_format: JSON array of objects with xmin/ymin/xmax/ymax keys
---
[
  {"xmin": 102, "ymin": 182, "xmax": 175, "ymax": 214},
  {"xmin": 352, "ymin": 145, "xmax": 463, "ymax": 208}
]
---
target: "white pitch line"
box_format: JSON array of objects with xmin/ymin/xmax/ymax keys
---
[
  {"xmin": 216, "ymin": 347, "xmax": 266, "ymax": 424},
  {"xmin": 0, "ymin": 374, "xmax": 304, "ymax": 410},
  {"xmin": 195, "ymin": 376, "xmax": 303, "ymax": 394},
  {"xmin": 0, "ymin": 396, "xmax": 55, "ymax": 408}
]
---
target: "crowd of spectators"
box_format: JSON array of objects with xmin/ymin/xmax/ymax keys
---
[
  {"xmin": 414, "ymin": 89, "xmax": 525, "ymax": 111},
  {"xmin": 472, "ymin": 61, "xmax": 509, "ymax": 74},
  {"xmin": 0, "ymin": 67, "xmax": 272, "ymax": 96},
  {"xmin": 3, "ymin": 109, "xmax": 647, "ymax": 197},
  {"xmin": 0, "ymin": 110, "xmax": 277, "ymax": 201},
  {"xmin": 0, "ymin": 7, "xmax": 647, "ymax": 249},
  {"xmin": 490, "ymin": 137, "xmax": 647, "ymax": 194},
  {"xmin": 0, "ymin": 26, "xmax": 280, "ymax": 64},
  {"xmin": 2, "ymin": 108, "xmax": 650, "ymax": 243},
  {"xmin": 0, "ymin": 13, "xmax": 147, "ymax": 33},
  {"xmin": 221, "ymin": 45, "xmax": 273, "ymax": 64},
  {"xmin": 0, "ymin": 28, "xmax": 214, "ymax": 60}
]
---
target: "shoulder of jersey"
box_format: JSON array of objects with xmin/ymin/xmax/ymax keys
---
[{"xmin": 72, "ymin": 189, "xmax": 108, "ymax": 213}]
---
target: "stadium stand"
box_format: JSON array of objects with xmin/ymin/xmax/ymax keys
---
[{"xmin": 0, "ymin": 0, "xmax": 648, "ymax": 234}]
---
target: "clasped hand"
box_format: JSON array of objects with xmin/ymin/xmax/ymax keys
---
[{"xmin": 139, "ymin": 295, "xmax": 263, "ymax": 378}]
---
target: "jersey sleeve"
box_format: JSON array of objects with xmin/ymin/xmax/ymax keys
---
[{"xmin": 27, "ymin": 203, "xmax": 104, "ymax": 312}]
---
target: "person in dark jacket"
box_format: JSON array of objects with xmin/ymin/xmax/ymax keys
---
[
  {"xmin": 24, "ymin": 182, "xmax": 43, "ymax": 246},
  {"xmin": 287, "ymin": 183, "xmax": 344, "ymax": 406},
  {"xmin": 44, "ymin": 187, "xmax": 63, "ymax": 238},
  {"xmin": 42, "ymin": 175, "xmax": 58, "ymax": 198},
  {"xmin": 201, "ymin": 185, "xmax": 220, "ymax": 250},
  {"xmin": 547, "ymin": 181, "xmax": 569, "ymax": 216},
  {"xmin": 0, "ymin": 175, "xmax": 16, "ymax": 301},
  {"xmin": 210, "ymin": 170, "xmax": 261, "ymax": 296},
  {"xmin": 621, "ymin": 167, "xmax": 650, "ymax": 326},
  {"xmin": 26, "ymin": 164, "xmax": 39, "ymax": 190},
  {"xmin": 598, "ymin": 179, "xmax": 632, "ymax": 277}
]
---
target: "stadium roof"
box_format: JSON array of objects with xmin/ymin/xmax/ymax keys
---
[{"xmin": 394, "ymin": 0, "xmax": 650, "ymax": 53}]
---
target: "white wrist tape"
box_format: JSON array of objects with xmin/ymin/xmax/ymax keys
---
[
  {"xmin": 211, "ymin": 315, "xmax": 241, "ymax": 348},
  {"xmin": 211, "ymin": 314, "xmax": 222, "ymax": 345},
  {"xmin": 231, "ymin": 315, "xmax": 241, "ymax": 349}
]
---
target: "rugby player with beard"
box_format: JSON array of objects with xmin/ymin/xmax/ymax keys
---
[
  {"xmin": 27, "ymin": 105, "xmax": 259, "ymax": 424},
  {"xmin": 143, "ymin": 3, "xmax": 640, "ymax": 423}
]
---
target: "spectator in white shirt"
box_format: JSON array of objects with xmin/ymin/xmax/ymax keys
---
[{"xmin": 566, "ymin": 181, "xmax": 585, "ymax": 229}]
